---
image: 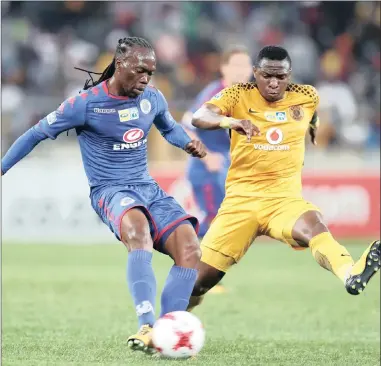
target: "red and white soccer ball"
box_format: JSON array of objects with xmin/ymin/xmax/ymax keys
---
[{"xmin": 152, "ymin": 311, "xmax": 205, "ymax": 359}]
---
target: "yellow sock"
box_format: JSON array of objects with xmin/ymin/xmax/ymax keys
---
[
  {"xmin": 187, "ymin": 295, "xmax": 204, "ymax": 312},
  {"xmin": 309, "ymin": 232, "xmax": 354, "ymax": 284},
  {"xmin": 351, "ymin": 240, "xmax": 378, "ymax": 276}
]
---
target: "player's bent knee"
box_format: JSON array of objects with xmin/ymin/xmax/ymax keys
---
[
  {"xmin": 120, "ymin": 209, "xmax": 153, "ymax": 251},
  {"xmin": 292, "ymin": 210, "xmax": 329, "ymax": 247},
  {"xmin": 165, "ymin": 223, "xmax": 201, "ymax": 268},
  {"xmin": 177, "ymin": 237, "xmax": 201, "ymax": 268}
]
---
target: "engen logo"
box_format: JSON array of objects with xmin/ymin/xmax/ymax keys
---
[
  {"xmin": 123, "ymin": 128, "xmax": 144, "ymax": 143},
  {"xmin": 113, "ymin": 128, "xmax": 147, "ymax": 150},
  {"xmin": 254, "ymin": 127, "xmax": 290, "ymax": 151}
]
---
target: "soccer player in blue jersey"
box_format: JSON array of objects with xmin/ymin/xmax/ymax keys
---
[
  {"xmin": 181, "ymin": 46, "xmax": 252, "ymax": 294},
  {"xmin": 1, "ymin": 37, "xmax": 207, "ymax": 353}
]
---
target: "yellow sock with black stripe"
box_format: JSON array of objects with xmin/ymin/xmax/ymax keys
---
[{"xmin": 309, "ymin": 232, "xmax": 354, "ymax": 284}]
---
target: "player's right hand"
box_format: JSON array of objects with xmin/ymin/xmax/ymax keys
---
[
  {"xmin": 185, "ymin": 140, "xmax": 207, "ymax": 158},
  {"xmin": 229, "ymin": 119, "xmax": 261, "ymax": 142}
]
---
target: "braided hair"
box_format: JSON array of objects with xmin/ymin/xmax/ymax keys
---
[{"xmin": 76, "ymin": 37, "xmax": 154, "ymax": 90}]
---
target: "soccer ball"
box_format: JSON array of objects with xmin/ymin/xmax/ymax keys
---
[{"xmin": 152, "ymin": 311, "xmax": 205, "ymax": 358}]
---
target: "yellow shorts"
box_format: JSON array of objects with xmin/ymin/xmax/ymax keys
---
[{"xmin": 201, "ymin": 194, "xmax": 319, "ymax": 272}]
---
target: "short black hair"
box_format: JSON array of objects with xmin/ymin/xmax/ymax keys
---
[
  {"xmin": 77, "ymin": 37, "xmax": 154, "ymax": 90},
  {"xmin": 256, "ymin": 45, "xmax": 291, "ymax": 69}
]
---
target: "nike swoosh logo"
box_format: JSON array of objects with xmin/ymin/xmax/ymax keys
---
[
  {"xmin": 341, "ymin": 254, "xmax": 350, "ymax": 257},
  {"xmin": 248, "ymin": 108, "xmax": 259, "ymax": 114}
]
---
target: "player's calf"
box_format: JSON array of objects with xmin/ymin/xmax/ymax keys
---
[
  {"xmin": 160, "ymin": 224, "xmax": 201, "ymax": 316},
  {"xmin": 292, "ymin": 211, "xmax": 355, "ymax": 284},
  {"xmin": 292, "ymin": 211, "xmax": 380, "ymax": 294},
  {"xmin": 121, "ymin": 209, "xmax": 157, "ymax": 337},
  {"xmin": 187, "ymin": 261, "xmax": 225, "ymax": 312}
]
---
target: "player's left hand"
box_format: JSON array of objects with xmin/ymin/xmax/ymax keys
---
[
  {"xmin": 185, "ymin": 140, "xmax": 207, "ymax": 158},
  {"xmin": 309, "ymin": 126, "xmax": 317, "ymax": 146}
]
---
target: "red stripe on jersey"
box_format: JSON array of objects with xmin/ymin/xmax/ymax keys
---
[
  {"xmin": 102, "ymin": 80, "xmax": 129, "ymax": 100},
  {"xmin": 67, "ymin": 97, "xmax": 76, "ymax": 107},
  {"xmin": 91, "ymin": 86, "xmax": 99, "ymax": 95}
]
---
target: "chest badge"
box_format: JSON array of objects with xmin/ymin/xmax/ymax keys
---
[
  {"xmin": 289, "ymin": 105, "xmax": 304, "ymax": 121},
  {"xmin": 140, "ymin": 99, "xmax": 152, "ymax": 114}
]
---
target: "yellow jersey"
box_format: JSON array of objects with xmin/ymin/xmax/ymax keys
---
[{"xmin": 206, "ymin": 83, "xmax": 320, "ymax": 198}]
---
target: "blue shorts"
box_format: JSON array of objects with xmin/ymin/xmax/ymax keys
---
[{"xmin": 91, "ymin": 183, "xmax": 199, "ymax": 253}]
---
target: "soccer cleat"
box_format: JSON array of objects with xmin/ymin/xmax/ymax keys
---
[
  {"xmin": 345, "ymin": 240, "xmax": 380, "ymax": 295},
  {"xmin": 127, "ymin": 324, "xmax": 156, "ymax": 354}
]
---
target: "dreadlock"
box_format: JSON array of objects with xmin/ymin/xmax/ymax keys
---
[{"xmin": 75, "ymin": 37, "xmax": 154, "ymax": 90}]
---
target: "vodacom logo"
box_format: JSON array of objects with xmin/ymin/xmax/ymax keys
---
[
  {"xmin": 266, "ymin": 127, "xmax": 283, "ymax": 145},
  {"xmin": 254, "ymin": 127, "xmax": 289, "ymax": 151}
]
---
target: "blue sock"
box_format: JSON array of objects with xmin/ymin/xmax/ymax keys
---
[
  {"xmin": 127, "ymin": 250, "xmax": 156, "ymax": 328},
  {"xmin": 160, "ymin": 266, "xmax": 198, "ymax": 317}
]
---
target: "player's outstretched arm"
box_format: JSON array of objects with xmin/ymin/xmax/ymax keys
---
[
  {"xmin": 1, "ymin": 95, "xmax": 86, "ymax": 176},
  {"xmin": 192, "ymin": 104, "xmax": 260, "ymax": 142},
  {"xmin": 1, "ymin": 127, "xmax": 48, "ymax": 175}
]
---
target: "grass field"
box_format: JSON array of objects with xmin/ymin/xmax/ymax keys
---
[{"xmin": 2, "ymin": 241, "xmax": 380, "ymax": 366}]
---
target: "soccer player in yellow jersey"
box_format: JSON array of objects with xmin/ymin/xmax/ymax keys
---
[{"xmin": 187, "ymin": 46, "xmax": 380, "ymax": 310}]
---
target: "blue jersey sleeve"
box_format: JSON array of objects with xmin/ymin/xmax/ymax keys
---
[
  {"xmin": 37, "ymin": 95, "xmax": 87, "ymax": 140},
  {"xmin": 153, "ymin": 90, "xmax": 191, "ymax": 150},
  {"xmin": 1, "ymin": 128, "xmax": 47, "ymax": 174},
  {"xmin": 1, "ymin": 95, "xmax": 87, "ymax": 175}
]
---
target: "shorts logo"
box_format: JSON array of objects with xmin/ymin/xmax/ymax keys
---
[
  {"xmin": 289, "ymin": 105, "xmax": 304, "ymax": 121},
  {"xmin": 118, "ymin": 107, "xmax": 139, "ymax": 122},
  {"xmin": 140, "ymin": 99, "xmax": 151, "ymax": 114},
  {"xmin": 266, "ymin": 127, "xmax": 283, "ymax": 145},
  {"xmin": 47, "ymin": 112, "xmax": 57, "ymax": 125},
  {"xmin": 123, "ymin": 128, "xmax": 144, "ymax": 143},
  {"xmin": 120, "ymin": 197, "xmax": 135, "ymax": 207},
  {"xmin": 264, "ymin": 111, "xmax": 287, "ymax": 122}
]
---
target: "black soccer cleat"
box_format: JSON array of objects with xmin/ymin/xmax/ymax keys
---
[{"xmin": 345, "ymin": 240, "xmax": 380, "ymax": 295}]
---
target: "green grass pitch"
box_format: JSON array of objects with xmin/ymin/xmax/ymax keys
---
[{"xmin": 2, "ymin": 241, "xmax": 380, "ymax": 366}]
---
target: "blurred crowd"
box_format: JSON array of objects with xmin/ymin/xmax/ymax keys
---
[{"xmin": 2, "ymin": 1, "xmax": 380, "ymax": 155}]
